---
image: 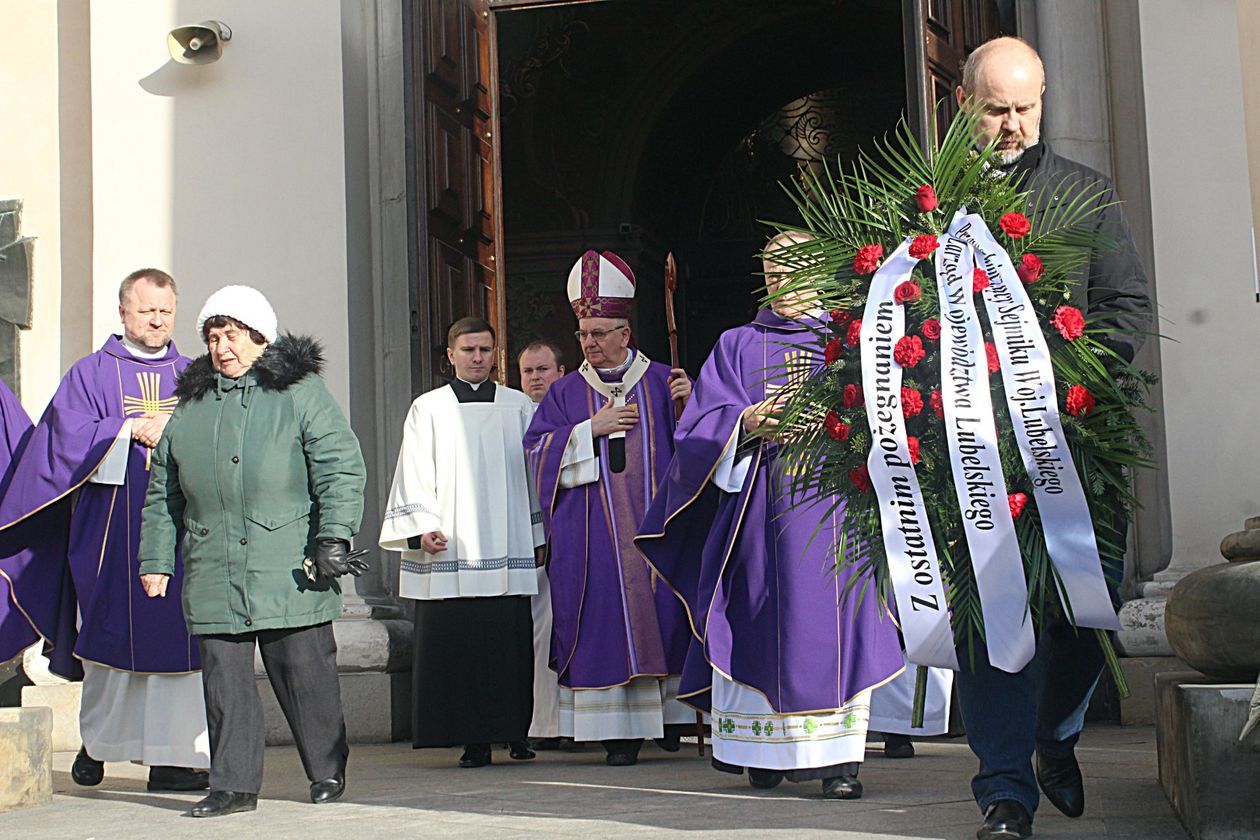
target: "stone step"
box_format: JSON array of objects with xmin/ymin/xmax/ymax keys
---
[{"xmin": 0, "ymin": 707, "xmax": 52, "ymax": 813}]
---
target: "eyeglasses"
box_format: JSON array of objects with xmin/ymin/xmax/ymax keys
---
[{"xmin": 574, "ymin": 326, "xmax": 627, "ymax": 342}]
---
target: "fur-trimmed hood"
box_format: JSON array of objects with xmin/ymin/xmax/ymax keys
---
[{"xmin": 175, "ymin": 333, "xmax": 325, "ymax": 401}]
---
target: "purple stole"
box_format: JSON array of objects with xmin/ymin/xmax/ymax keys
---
[
  {"xmin": 524, "ymin": 351, "xmax": 689, "ymax": 689},
  {"xmin": 637, "ymin": 309, "xmax": 904, "ymax": 714},
  {"xmin": 0, "ymin": 336, "xmax": 196, "ymax": 676}
]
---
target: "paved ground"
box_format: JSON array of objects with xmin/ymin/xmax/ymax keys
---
[{"xmin": 1, "ymin": 726, "xmax": 1186, "ymax": 839}]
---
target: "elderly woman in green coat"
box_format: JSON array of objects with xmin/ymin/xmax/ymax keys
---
[{"xmin": 138, "ymin": 285, "xmax": 367, "ymax": 818}]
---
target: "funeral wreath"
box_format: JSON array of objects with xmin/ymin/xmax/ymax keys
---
[{"xmin": 763, "ymin": 108, "xmax": 1156, "ymax": 696}]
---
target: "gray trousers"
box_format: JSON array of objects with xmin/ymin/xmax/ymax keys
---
[{"xmin": 198, "ymin": 622, "xmax": 348, "ymax": 794}]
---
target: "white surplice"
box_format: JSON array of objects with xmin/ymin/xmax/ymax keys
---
[
  {"xmin": 710, "ymin": 674, "xmax": 871, "ymax": 771},
  {"xmin": 79, "ymin": 663, "xmax": 211, "ymax": 768},
  {"xmin": 381, "ymin": 384, "xmax": 543, "ymax": 600},
  {"xmin": 868, "ymin": 659, "xmax": 954, "ymax": 736},
  {"xmin": 528, "ymin": 566, "xmax": 561, "ymax": 738}
]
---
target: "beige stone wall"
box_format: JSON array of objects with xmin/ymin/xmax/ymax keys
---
[
  {"xmin": 86, "ymin": 0, "xmax": 352, "ymax": 408},
  {"xmin": 1238, "ymin": 0, "xmax": 1260, "ymax": 289},
  {"xmin": 1138, "ymin": 0, "xmax": 1260, "ymax": 567},
  {"xmin": 0, "ymin": 2, "xmax": 73, "ymax": 415}
]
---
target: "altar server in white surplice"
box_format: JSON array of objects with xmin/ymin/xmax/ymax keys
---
[{"xmin": 380, "ymin": 316, "xmax": 544, "ymax": 769}]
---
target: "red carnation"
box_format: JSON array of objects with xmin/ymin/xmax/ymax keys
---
[
  {"xmin": 1065, "ymin": 384, "xmax": 1096, "ymax": 417},
  {"xmin": 824, "ymin": 411, "xmax": 851, "ymax": 442},
  {"xmin": 824, "ymin": 338, "xmax": 844, "ymax": 365},
  {"xmin": 929, "ymin": 389, "xmax": 944, "ymax": 419},
  {"xmin": 853, "ymin": 244, "xmax": 884, "ymax": 276},
  {"xmin": 849, "ymin": 464, "xmax": 871, "ymax": 493},
  {"xmin": 1008, "ymin": 492, "xmax": 1028, "ymax": 519},
  {"xmin": 843, "ymin": 382, "xmax": 864, "ymax": 409},
  {"xmin": 908, "ymin": 234, "xmax": 940, "ymax": 261},
  {"xmin": 830, "ymin": 309, "xmax": 854, "ymax": 327},
  {"xmin": 894, "ymin": 335, "xmax": 926, "ymax": 368},
  {"xmin": 915, "ymin": 185, "xmax": 938, "ymax": 213},
  {"xmin": 1017, "ymin": 253, "xmax": 1044, "ymax": 284},
  {"xmin": 973, "ymin": 267, "xmax": 991, "ymax": 293},
  {"xmin": 999, "ymin": 212, "xmax": 1031, "ymax": 238},
  {"xmin": 845, "ymin": 318, "xmax": 863, "ymax": 349},
  {"xmin": 901, "ymin": 387, "xmax": 924, "ymax": 418},
  {"xmin": 921, "ymin": 318, "xmax": 942, "ymax": 341},
  {"xmin": 907, "ymin": 435, "xmax": 922, "ymax": 465},
  {"xmin": 894, "ymin": 280, "xmax": 923, "ymax": 304},
  {"xmin": 1051, "ymin": 305, "xmax": 1086, "ymax": 341},
  {"xmin": 985, "ymin": 342, "xmax": 1000, "ymax": 373}
]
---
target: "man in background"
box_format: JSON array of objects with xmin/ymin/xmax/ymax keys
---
[{"xmin": 517, "ymin": 339, "xmax": 567, "ymax": 748}]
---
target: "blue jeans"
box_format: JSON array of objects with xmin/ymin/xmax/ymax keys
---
[{"xmin": 954, "ymin": 615, "xmax": 1106, "ymax": 817}]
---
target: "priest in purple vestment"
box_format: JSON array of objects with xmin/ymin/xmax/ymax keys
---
[
  {"xmin": 0, "ymin": 269, "xmax": 210, "ymax": 791},
  {"xmin": 0, "ymin": 378, "xmax": 75, "ymax": 669},
  {"xmin": 637, "ymin": 233, "xmax": 904, "ymax": 798},
  {"xmin": 523, "ymin": 249, "xmax": 694, "ymax": 766}
]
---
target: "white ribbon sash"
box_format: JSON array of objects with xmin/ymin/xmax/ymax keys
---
[
  {"xmin": 934, "ymin": 236, "xmax": 1037, "ymax": 672},
  {"xmin": 948, "ymin": 211, "xmax": 1119, "ymax": 632},
  {"xmin": 860, "ymin": 240, "xmax": 959, "ymax": 670}
]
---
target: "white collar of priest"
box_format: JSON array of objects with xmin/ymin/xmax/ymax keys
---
[
  {"xmin": 121, "ymin": 336, "xmax": 171, "ymax": 360},
  {"xmin": 597, "ymin": 348, "xmax": 636, "ymax": 377}
]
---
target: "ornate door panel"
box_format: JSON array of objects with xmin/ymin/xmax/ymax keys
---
[
  {"xmin": 904, "ymin": 0, "xmax": 1001, "ymax": 147},
  {"xmin": 405, "ymin": 0, "xmax": 506, "ymax": 391}
]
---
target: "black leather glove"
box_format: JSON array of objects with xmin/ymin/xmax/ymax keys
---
[{"xmin": 310, "ymin": 538, "xmax": 370, "ymax": 580}]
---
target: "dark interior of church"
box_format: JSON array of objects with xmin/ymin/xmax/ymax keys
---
[{"xmin": 496, "ymin": 0, "xmax": 908, "ymax": 377}]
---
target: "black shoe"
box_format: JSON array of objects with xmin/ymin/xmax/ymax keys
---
[
  {"xmin": 1035, "ymin": 748, "xmax": 1084, "ymax": 818},
  {"xmin": 605, "ymin": 751, "xmax": 638, "ymax": 766},
  {"xmin": 977, "ymin": 800, "xmax": 1032, "ymax": 840},
  {"xmin": 509, "ymin": 740, "xmax": 536, "ymax": 761},
  {"xmin": 821, "ymin": 774, "xmax": 863, "ymax": 799},
  {"xmin": 653, "ymin": 731, "xmax": 681, "ymax": 752},
  {"xmin": 147, "ymin": 765, "xmax": 210, "ymax": 792},
  {"xmin": 310, "ymin": 772, "xmax": 345, "ymax": 804},
  {"xmin": 189, "ymin": 790, "xmax": 258, "ymax": 818},
  {"xmin": 530, "ymin": 737, "xmax": 562, "ymax": 751},
  {"xmin": 748, "ymin": 768, "xmax": 784, "ymax": 789},
  {"xmin": 883, "ymin": 734, "xmax": 915, "ymax": 759},
  {"xmin": 70, "ymin": 747, "xmax": 104, "ymax": 787},
  {"xmin": 458, "ymin": 744, "xmax": 492, "ymax": 768}
]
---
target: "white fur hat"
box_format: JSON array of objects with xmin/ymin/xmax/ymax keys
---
[{"xmin": 196, "ymin": 285, "xmax": 278, "ymax": 344}]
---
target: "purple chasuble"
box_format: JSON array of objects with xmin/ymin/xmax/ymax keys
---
[
  {"xmin": 636, "ymin": 309, "xmax": 903, "ymax": 715},
  {"xmin": 0, "ymin": 336, "xmax": 198, "ymax": 675},
  {"xmin": 524, "ymin": 351, "xmax": 689, "ymax": 689},
  {"xmin": 0, "ymin": 380, "xmax": 76, "ymax": 669}
]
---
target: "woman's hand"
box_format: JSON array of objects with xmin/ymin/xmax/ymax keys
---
[{"xmin": 140, "ymin": 574, "xmax": 170, "ymax": 598}]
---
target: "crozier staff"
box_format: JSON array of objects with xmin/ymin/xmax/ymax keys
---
[{"xmin": 139, "ymin": 285, "xmax": 367, "ymax": 818}]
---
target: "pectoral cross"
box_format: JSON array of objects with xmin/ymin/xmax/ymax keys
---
[{"xmin": 123, "ymin": 371, "xmax": 177, "ymax": 470}]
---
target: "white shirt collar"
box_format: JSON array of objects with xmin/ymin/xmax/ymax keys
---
[
  {"xmin": 596, "ymin": 348, "xmax": 635, "ymax": 377},
  {"xmin": 121, "ymin": 336, "xmax": 170, "ymax": 360}
]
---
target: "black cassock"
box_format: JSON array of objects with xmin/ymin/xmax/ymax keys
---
[{"xmin": 410, "ymin": 378, "xmax": 534, "ymax": 748}]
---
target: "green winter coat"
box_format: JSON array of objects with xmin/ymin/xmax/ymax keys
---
[{"xmin": 138, "ymin": 335, "xmax": 366, "ymax": 635}]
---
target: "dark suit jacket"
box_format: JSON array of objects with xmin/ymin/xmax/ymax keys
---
[{"xmin": 1011, "ymin": 142, "xmax": 1151, "ymax": 363}]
